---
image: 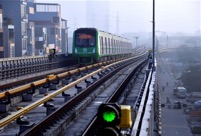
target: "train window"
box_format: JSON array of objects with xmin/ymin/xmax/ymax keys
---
[
  {"xmin": 113, "ymin": 40, "xmax": 116, "ymax": 54},
  {"xmin": 117, "ymin": 41, "xmax": 119, "ymax": 53},
  {"xmin": 119, "ymin": 41, "xmax": 121, "ymax": 53},
  {"xmin": 111, "ymin": 39, "xmax": 113, "ymax": 54},
  {"xmin": 99, "ymin": 36, "xmax": 102, "ymax": 55},
  {"xmin": 120, "ymin": 41, "xmax": 121, "ymax": 53},
  {"xmin": 101, "ymin": 36, "xmax": 104, "ymax": 54},
  {"xmin": 118, "ymin": 41, "xmax": 120, "ymax": 53},
  {"xmin": 113, "ymin": 39, "xmax": 114, "ymax": 54},
  {"xmin": 89, "ymin": 37, "xmax": 95, "ymax": 46},
  {"xmin": 105, "ymin": 37, "xmax": 107, "ymax": 54},
  {"xmin": 122, "ymin": 42, "xmax": 123, "ymax": 53},
  {"xmin": 108, "ymin": 38, "xmax": 110, "ymax": 54},
  {"xmin": 75, "ymin": 33, "xmax": 96, "ymax": 47},
  {"xmin": 120, "ymin": 41, "xmax": 123, "ymax": 53},
  {"xmin": 114, "ymin": 40, "xmax": 116, "ymax": 54},
  {"xmin": 125, "ymin": 43, "xmax": 128, "ymax": 52},
  {"xmin": 123, "ymin": 42, "xmax": 125, "ymax": 53},
  {"xmin": 119, "ymin": 41, "xmax": 120, "ymax": 53}
]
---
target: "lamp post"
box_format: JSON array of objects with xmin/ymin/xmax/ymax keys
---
[
  {"xmin": 134, "ymin": 36, "xmax": 139, "ymax": 48},
  {"xmin": 152, "ymin": 0, "xmax": 155, "ymax": 70}
]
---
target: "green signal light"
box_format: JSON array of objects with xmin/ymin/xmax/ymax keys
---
[{"xmin": 103, "ymin": 111, "xmax": 116, "ymax": 122}]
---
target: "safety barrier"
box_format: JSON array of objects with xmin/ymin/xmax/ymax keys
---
[
  {"xmin": 0, "ymin": 55, "xmax": 57, "ymax": 80},
  {"xmin": 154, "ymin": 76, "xmax": 162, "ymax": 136}
]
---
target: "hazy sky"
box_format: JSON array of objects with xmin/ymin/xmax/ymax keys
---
[{"xmin": 36, "ymin": 0, "xmax": 200, "ymax": 36}]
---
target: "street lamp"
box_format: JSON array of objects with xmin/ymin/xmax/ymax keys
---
[
  {"xmin": 134, "ymin": 36, "xmax": 139, "ymax": 48},
  {"xmin": 152, "ymin": 0, "xmax": 155, "ymax": 70}
]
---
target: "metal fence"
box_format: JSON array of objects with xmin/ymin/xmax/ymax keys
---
[{"xmin": 0, "ymin": 56, "xmax": 57, "ymax": 80}]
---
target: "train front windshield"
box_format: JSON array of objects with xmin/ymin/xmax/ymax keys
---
[{"xmin": 75, "ymin": 30, "xmax": 96, "ymax": 47}]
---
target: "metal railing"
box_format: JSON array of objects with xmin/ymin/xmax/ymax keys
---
[{"xmin": 0, "ymin": 55, "xmax": 57, "ymax": 80}]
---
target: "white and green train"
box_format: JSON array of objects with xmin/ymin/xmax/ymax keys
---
[{"xmin": 72, "ymin": 28, "xmax": 133, "ymax": 64}]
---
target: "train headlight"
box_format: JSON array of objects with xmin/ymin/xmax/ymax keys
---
[
  {"xmin": 93, "ymin": 48, "xmax": 95, "ymax": 53},
  {"xmin": 75, "ymin": 48, "xmax": 77, "ymax": 54}
]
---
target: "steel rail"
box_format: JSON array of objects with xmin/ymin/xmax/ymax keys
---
[
  {"xmin": 0, "ymin": 55, "xmax": 143, "ymax": 128},
  {"xmin": 0, "ymin": 68, "xmax": 103, "ymax": 128},
  {"xmin": 22, "ymin": 55, "xmax": 147, "ymax": 136},
  {"xmin": 81, "ymin": 57, "xmax": 148, "ymax": 136}
]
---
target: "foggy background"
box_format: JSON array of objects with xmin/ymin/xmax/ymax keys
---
[
  {"xmin": 36, "ymin": 0, "xmax": 200, "ymax": 51},
  {"xmin": 36, "ymin": 0, "xmax": 200, "ymax": 35}
]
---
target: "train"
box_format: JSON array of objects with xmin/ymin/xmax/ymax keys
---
[{"xmin": 72, "ymin": 28, "xmax": 133, "ymax": 64}]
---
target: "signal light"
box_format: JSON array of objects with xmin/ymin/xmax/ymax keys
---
[
  {"xmin": 103, "ymin": 110, "xmax": 116, "ymax": 122},
  {"xmin": 97, "ymin": 103, "xmax": 121, "ymax": 126},
  {"xmin": 97, "ymin": 103, "xmax": 121, "ymax": 136},
  {"xmin": 97, "ymin": 103, "xmax": 133, "ymax": 135}
]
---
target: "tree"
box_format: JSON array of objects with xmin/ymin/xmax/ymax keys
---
[{"xmin": 179, "ymin": 65, "xmax": 201, "ymax": 92}]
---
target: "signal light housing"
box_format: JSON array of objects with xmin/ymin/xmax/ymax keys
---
[
  {"xmin": 97, "ymin": 103, "xmax": 121, "ymax": 126},
  {"xmin": 97, "ymin": 103, "xmax": 121, "ymax": 136},
  {"xmin": 96, "ymin": 103, "xmax": 133, "ymax": 135}
]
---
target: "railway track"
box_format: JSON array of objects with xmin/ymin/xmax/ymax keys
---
[
  {"xmin": 0, "ymin": 53, "xmax": 148, "ymax": 135},
  {"xmin": 0, "ymin": 67, "xmax": 76, "ymax": 91},
  {"xmin": 0, "ymin": 57, "xmax": 131, "ymax": 104},
  {"xmin": 20, "ymin": 55, "xmax": 148, "ymax": 136},
  {"xmin": 82, "ymin": 59, "xmax": 149, "ymax": 136}
]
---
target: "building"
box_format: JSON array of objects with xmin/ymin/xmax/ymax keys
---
[
  {"xmin": 0, "ymin": 0, "xmax": 69, "ymax": 58},
  {"xmin": 61, "ymin": 18, "xmax": 68, "ymax": 55},
  {"xmin": 28, "ymin": 2, "xmax": 62, "ymax": 55},
  {"xmin": 28, "ymin": 2, "xmax": 69, "ymax": 55},
  {"xmin": 0, "ymin": 0, "xmax": 29, "ymax": 58},
  {"xmin": 0, "ymin": 4, "xmax": 3, "ymax": 58}
]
